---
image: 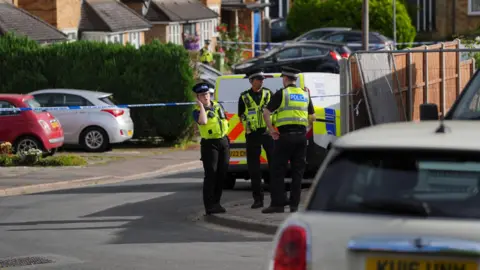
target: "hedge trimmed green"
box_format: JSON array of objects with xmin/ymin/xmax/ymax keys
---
[
  {"xmin": 0, "ymin": 33, "xmax": 195, "ymax": 143},
  {"xmin": 287, "ymin": 0, "xmax": 416, "ymax": 48}
]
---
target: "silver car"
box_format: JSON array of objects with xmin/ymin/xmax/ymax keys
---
[{"xmin": 29, "ymin": 89, "xmax": 134, "ymax": 152}]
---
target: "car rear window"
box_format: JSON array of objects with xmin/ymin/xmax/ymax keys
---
[
  {"xmin": 99, "ymin": 95, "xmax": 116, "ymax": 105},
  {"xmin": 308, "ymin": 149, "xmax": 480, "ymax": 219},
  {"xmin": 24, "ymin": 98, "xmax": 42, "ymax": 114}
]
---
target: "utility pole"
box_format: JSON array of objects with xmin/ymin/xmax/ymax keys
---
[
  {"xmin": 393, "ymin": 0, "xmax": 397, "ymax": 46},
  {"xmin": 362, "ymin": 0, "xmax": 369, "ymax": 51}
]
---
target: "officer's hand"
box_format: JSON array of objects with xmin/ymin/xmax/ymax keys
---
[
  {"xmin": 196, "ymin": 98, "xmax": 203, "ymax": 107},
  {"xmin": 269, "ymin": 129, "xmax": 280, "ymax": 140}
]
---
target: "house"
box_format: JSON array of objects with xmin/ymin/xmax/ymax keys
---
[
  {"xmin": 14, "ymin": 0, "xmax": 152, "ymax": 48},
  {"xmin": 0, "ymin": 0, "xmax": 67, "ymax": 44},
  {"xmin": 220, "ymin": 0, "xmax": 269, "ymax": 57},
  {"xmin": 121, "ymin": 0, "xmax": 219, "ymax": 49},
  {"xmin": 407, "ymin": 0, "xmax": 480, "ymax": 40}
]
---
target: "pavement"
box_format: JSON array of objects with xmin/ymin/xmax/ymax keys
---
[
  {"xmin": 0, "ymin": 147, "xmax": 202, "ymax": 196},
  {"xmin": 0, "ymin": 169, "xmax": 273, "ymax": 270},
  {"xmin": 203, "ymin": 190, "xmax": 310, "ymax": 235}
]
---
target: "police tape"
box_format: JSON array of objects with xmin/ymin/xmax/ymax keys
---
[{"xmin": 0, "ymin": 94, "xmax": 354, "ymax": 112}]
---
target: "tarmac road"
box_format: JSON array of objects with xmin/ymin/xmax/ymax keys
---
[{"xmin": 0, "ymin": 169, "xmax": 273, "ymax": 270}]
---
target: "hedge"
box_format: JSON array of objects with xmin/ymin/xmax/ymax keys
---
[
  {"xmin": 287, "ymin": 0, "xmax": 416, "ymax": 48},
  {"xmin": 0, "ymin": 33, "xmax": 195, "ymax": 144}
]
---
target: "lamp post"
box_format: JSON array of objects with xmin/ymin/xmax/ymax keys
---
[
  {"xmin": 393, "ymin": 0, "xmax": 397, "ymax": 46},
  {"xmin": 362, "ymin": 0, "xmax": 369, "ymax": 51}
]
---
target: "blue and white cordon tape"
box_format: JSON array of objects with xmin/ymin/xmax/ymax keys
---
[{"xmin": 0, "ymin": 94, "xmax": 353, "ymax": 112}]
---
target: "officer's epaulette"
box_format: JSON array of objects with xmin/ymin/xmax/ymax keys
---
[{"xmin": 240, "ymin": 90, "xmax": 249, "ymax": 96}]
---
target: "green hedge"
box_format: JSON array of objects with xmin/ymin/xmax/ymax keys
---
[
  {"xmin": 287, "ymin": 0, "xmax": 416, "ymax": 48},
  {"xmin": 0, "ymin": 34, "xmax": 195, "ymax": 144}
]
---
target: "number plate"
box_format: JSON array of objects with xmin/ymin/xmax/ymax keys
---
[
  {"xmin": 365, "ymin": 257, "xmax": 478, "ymax": 270},
  {"xmin": 230, "ymin": 150, "xmax": 246, "ymax": 157}
]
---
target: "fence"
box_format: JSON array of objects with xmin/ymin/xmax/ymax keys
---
[{"xmin": 341, "ymin": 39, "xmax": 477, "ymax": 133}]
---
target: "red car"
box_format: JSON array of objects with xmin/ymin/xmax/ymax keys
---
[{"xmin": 0, "ymin": 94, "xmax": 64, "ymax": 155}]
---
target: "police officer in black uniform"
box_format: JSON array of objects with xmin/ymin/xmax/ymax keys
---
[
  {"xmin": 238, "ymin": 69, "xmax": 274, "ymax": 209},
  {"xmin": 261, "ymin": 67, "xmax": 316, "ymax": 214},
  {"xmin": 192, "ymin": 82, "xmax": 230, "ymax": 215}
]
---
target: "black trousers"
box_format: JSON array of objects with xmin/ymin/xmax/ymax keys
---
[
  {"xmin": 246, "ymin": 132, "xmax": 274, "ymax": 202},
  {"xmin": 200, "ymin": 136, "xmax": 230, "ymax": 210},
  {"xmin": 269, "ymin": 132, "xmax": 307, "ymax": 208}
]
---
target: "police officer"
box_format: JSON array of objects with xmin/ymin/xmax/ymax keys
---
[
  {"xmin": 192, "ymin": 82, "xmax": 230, "ymax": 215},
  {"xmin": 238, "ymin": 69, "xmax": 274, "ymax": 209},
  {"xmin": 199, "ymin": 40, "xmax": 213, "ymax": 65},
  {"xmin": 261, "ymin": 67, "xmax": 316, "ymax": 214}
]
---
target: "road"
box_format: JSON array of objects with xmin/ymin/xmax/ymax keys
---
[{"xmin": 0, "ymin": 169, "xmax": 272, "ymax": 270}]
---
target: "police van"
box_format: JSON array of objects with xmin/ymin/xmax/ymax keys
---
[{"xmin": 215, "ymin": 72, "xmax": 341, "ymax": 189}]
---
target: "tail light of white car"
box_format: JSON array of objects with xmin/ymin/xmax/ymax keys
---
[
  {"xmin": 269, "ymin": 221, "xmax": 311, "ymax": 270},
  {"xmin": 101, "ymin": 109, "xmax": 124, "ymax": 117}
]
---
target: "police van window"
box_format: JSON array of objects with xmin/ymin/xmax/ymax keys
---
[
  {"xmin": 216, "ymin": 76, "xmax": 300, "ymax": 114},
  {"xmin": 307, "ymin": 149, "xmax": 480, "ymax": 219}
]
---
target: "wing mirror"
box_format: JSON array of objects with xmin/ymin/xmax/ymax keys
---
[{"xmin": 419, "ymin": 103, "xmax": 439, "ymax": 121}]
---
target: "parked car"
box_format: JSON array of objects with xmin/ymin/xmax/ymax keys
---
[
  {"xmin": 0, "ymin": 94, "xmax": 63, "ymax": 155},
  {"xmin": 232, "ymin": 42, "xmax": 350, "ymax": 74},
  {"xmin": 293, "ymin": 27, "xmax": 352, "ymax": 42},
  {"xmin": 196, "ymin": 62, "xmax": 222, "ymax": 89},
  {"xmin": 319, "ymin": 30, "xmax": 395, "ymax": 51},
  {"xmin": 29, "ymin": 89, "xmax": 134, "ymax": 152},
  {"xmin": 266, "ymin": 120, "xmax": 480, "ymax": 270}
]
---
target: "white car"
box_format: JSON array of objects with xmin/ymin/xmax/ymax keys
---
[
  {"xmin": 29, "ymin": 89, "xmax": 134, "ymax": 152},
  {"xmin": 267, "ymin": 120, "xmax": 480, "ymax": 270}
]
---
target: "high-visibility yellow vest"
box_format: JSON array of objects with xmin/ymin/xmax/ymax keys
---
[
  {"xmin": 240, "ymin": 88, "xmax": 271, "ymax": 132},
  {"xmin": 275, "ymin": 86, "xmax": 309, "ymax": 127},
  {"xmin": 197, "ymin": 101, "xmax": 229, "ymax": 139},
  {"xmin": 199, "ymin": 48, "xmax": 213, "ymax": 63}
]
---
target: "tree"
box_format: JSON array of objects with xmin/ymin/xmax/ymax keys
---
[{"xmin": 287, "ymin": 0, "xmax": 416, "ymax": 47}]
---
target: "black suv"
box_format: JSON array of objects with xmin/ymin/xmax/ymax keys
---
[{"xmin": 232, "ymin": 42, "xmax": 351, "ymax": 74}]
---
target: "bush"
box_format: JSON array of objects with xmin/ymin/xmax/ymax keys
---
[
  {"xmin": 287, "ymin": 0, "xmax": 416, "ymax": 47},
  {"xmin": 0, "ymin": 33, "xmax": 195, "ymax": 144},
  {"xmin": 0, "ymin": 153, "xmax": 87, "ymax": 167}
]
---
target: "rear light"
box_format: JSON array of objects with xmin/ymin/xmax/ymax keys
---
[
  {"xmin": 271, "ymin": 222, "xmax": 310, "ymax": 270},
  {"xmin": 38, "ymin": 120, "xmax": 51, "ymax": 133},
  {"xmin": 329, "ymin": 50, "xmax": 340, "ymax": 61},
  {"xmin": 340, "ymin": 52, "xmax": 350, "ymax": 58},
  {"xmin": 102, "ymin": 109, "xmax": 124, "ymax": 117}
]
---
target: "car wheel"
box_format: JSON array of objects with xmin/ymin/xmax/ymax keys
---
[
  {"xmin": 223, "ymin": 174, "xmax": 236, "ymax": 190},
  {"xmin": 80, "ymin": 127, "xmax": 109, "ymax": 152},
  {"xmin": 42, "ymin": 148, "xmax": 57, "ymax": 157},
  {"xmin": 14, "ymin": 136, "xmax": 43, "ymax": 154}
]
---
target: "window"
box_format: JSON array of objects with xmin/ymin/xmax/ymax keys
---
[
  {"xmin": 183, "ymin": 23, "xmax": 196, "ymax": 36},
  {"xmin": 108, "ymin": 34, "xmax": 123, "ymax": 44},
  {"xmin": 128, "ymin": 32, "xmax": 141, "ymax": 49},
  {"xmin": 469, "ymin": 0, "xmax": 480, "ymax": 14},
  {"xmin": 0, "ymin": 101, "xmax": 19, "ymax": 116},
  {"xmin": 301, "ymin": 47, "xmax": 327, "ymax": 57},
  {"xmin": 276, "ymin": 48, "xmax": 301, "ymax": 60},
  {"xmin": 168, "ymin": 24, "xmax": 182, "ymax": 44},
  {"xmin": 323, "ymin": 34, "xmax": 345, "ymax": 43},
  {"xmin": 298, "ymin": 30, "xmax": 332, "ymax": 41},
  {"xmin": 33, "ymin": 93, "xmax": 93, "ymax": 107},
  {"xmin": 209, "ymin": 5, "xmax": 220, "ymax": 37},
  {"xmin": 200, "ymin": 21, "xmax": 211, "ymax": 47},
  {"xmin": 24, "ymin": 98, "xmax": 42, "ymax": 114},
  {"xmin": 308, "ymin": 149, "xmax": 480, "ymax": 219}
]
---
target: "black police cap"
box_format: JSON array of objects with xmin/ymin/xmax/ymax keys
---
[
  {"xmin": 192, "ymin": 82, "xmax": 210, "ymax": 94},
  {"xmin": 244, "ymin": 69, "xmax": 266, "ymax": 80},
  {"xmin": 281, "ymin": 66, "xmax": 301, "ymax": 78}
]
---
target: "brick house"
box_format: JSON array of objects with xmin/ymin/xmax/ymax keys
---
[
  {"xmin": 13, "ymin": 0, "xmax": 151, "ymax": 47},
  {"xmin": 122, "ymin": 0, "xmax": 219, "ymax": 49},
  {"xmin": 407, "ymin": 0, "xmax": 480, "ymax": 40},
  {"xmin": 0, "ymin": 0, "xmax": 67, "ymax": 44}
]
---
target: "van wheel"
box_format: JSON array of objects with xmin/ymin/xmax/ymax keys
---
[
  {"xmin": 80, "ymin": 127, "xmax": 109, "ymax": 152},
  {"xmin": 224, "ymin": 174, "xmax": 236, "ymax": 190},
  {"xmin": 14, "ymin": 136, "xmax": 43, "ymax": 154},
  {"xmin": 42, "ymin": 148, "xmax": 57, "ymax": 157}
]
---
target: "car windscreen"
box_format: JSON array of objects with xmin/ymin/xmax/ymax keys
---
[
  {"xmin": 308, "ymin": 149, "xmax": 480, "ymax": 219},
  {"xmin": 24, "ymin": 98, "xmax": 42, "ymax": 114}
]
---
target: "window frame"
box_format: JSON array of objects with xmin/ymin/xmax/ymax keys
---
[{"xmin": 469, "ymin": 0, "xmax": 480, "ymax": 15}]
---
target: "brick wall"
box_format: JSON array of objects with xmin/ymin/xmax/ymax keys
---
[
  {"xmin": 145, "ymin": 24, "xmax": 167, "ymax": 43},
  {"xmin": 56, "ymin": 0, "xmax": 81, "ymax": 30},
  {"xmin": 16, "ymin": 0, "xmax": 57, "ymax": 27}
]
